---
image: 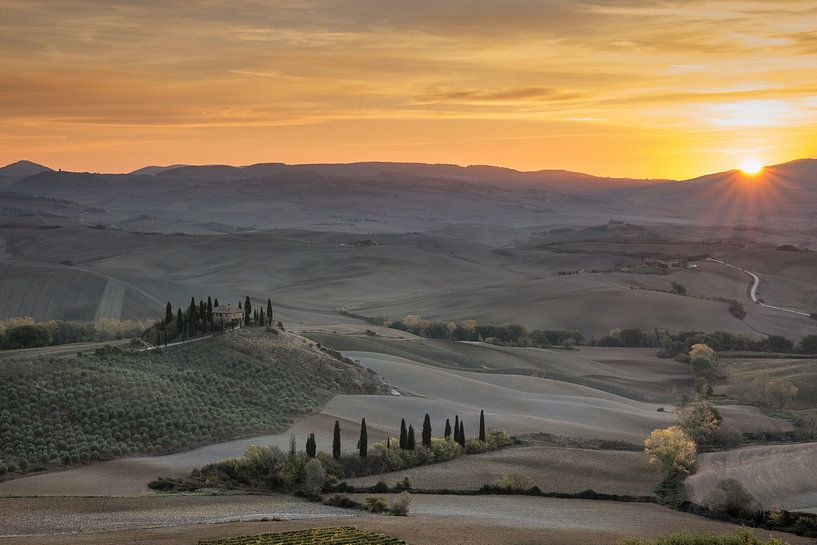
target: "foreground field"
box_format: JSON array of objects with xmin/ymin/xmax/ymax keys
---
[{"xmin": 0, "ymin": 494, "xmax": 809, "ymax": 545}]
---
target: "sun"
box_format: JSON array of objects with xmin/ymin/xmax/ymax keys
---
[{"xmin": 739, "ymin": 160, "xmax": 764, "ymax": 175}]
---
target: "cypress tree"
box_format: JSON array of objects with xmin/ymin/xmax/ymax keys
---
[
  {"xmin": 267, "ymin": 298, "xmax": 273, "ymax": 324},
  {"xmin": 306, "ymin": 433, "xmax": 316, "ymax": 458},
  {"xmin": 407, "ymin": 425, "xmax": 416, "ymax": 450},
  {"xmin": 259, "ymin": 308, "xmax": 265, "ymax": 327},
  {"xmin": 458, "ymin": 421, "xmax": 466, "ymax": 447},
  {"xmin": 207, "ymin": 297, "xmax": 213, "ymax": 324},
  {"xmin": 454, "ymin": 415, "xmax": 460, "ymax": 443},
  {"xmin": 214, "ymin": 298, "xmax": 219, "ymax": 307},
  {"xmin": 399, "ymin": 418, "xmax": 408, "ymax": 449},
  {"xmin": 165, "ymin": 302, "xmax": 174, "ymax": 323},
  {"xmin": 244, "ymin": 296, "xmax": 252, "ymax": 326},
  {"xmin": 289, "ymin": 433, "xmax": 297, "ymax": 457},
  {"xmin": 422, "ymin": 413, "xmax": 432, "ymax": 448},
  {"xmin": 359, "ymin": 418, "xmax": 368, "ymax": 458},
  {"xmin": 332, "ymin": 420, "xmax": 342, "ymax": 460},
  {"xmin": 444, "ymin": 418, "xmax": 452, "ymax": 440},
  {"xmin": 479, "ymin": 410, "xmax": 486, "ymax": 442}
]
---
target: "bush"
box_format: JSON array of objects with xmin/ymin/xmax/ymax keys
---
[
  {"xmin": 301, "ymin": 459, "xmax": 326, "ymax": 497},
  {"xmin": 3, "ymin": 324, "xmax": 51, "ymax": 349},
  {"xmin": 496, "ymin": 473, "xmax": 534, "ymax": 491},
  {"xmin": 704, "ymin": 478, "xmax": 758, "ymax": 517},
  {"xmin": 671, "ymin": 282, "xmax": 687, "ymax": 295},
  {"xmin": 389, "ymin": 492, "xmax": 412, "ymax": 516},
  {"xmin": 364, "ymin": 497, "xmax": 388, "ymax": 514}
]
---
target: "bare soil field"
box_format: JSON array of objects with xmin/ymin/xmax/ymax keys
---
[
  {"xmin": 345, "ymin": 445, "xmax": 662, "ymax": 495},
  {"xmin": 0, "ymin": 495, "xmax": 809, "ymax": 545},
  {"xmin": 686, "ymin": 442, "xmax": 817, "ymax": 513}
]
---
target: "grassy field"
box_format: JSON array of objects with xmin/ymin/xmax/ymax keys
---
[
  {"xmin": 200, "ymin": 527, "xmax": 406, "ymax": 545},
  {"xmin": 0, "ymin": 328, "xmax": 385, "ymax": 477},
  {"xmin": 717, "ymin": 356, "xmax": 817, "ymax": 410}
]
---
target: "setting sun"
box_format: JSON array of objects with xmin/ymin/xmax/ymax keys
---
[{"xmin": 740, "ymin": 160, "xmax": 764, "ymax": 175}]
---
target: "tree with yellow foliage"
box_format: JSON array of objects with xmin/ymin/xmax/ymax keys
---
[{"xmin": 644, "ymin": 426, "xmax": 696, "ymax": 477}]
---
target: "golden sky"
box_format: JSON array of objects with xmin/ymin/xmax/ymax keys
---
[{"xmin": 1, "ymin": 0, "xmax": 816, "ymax": 179}]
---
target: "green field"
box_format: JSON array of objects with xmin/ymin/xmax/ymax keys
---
[
  {"xmin": 718, "ymin": 356, "xmax": 817, "ymax": 410},
  {"xmin": 200, "ymin": 527, "xmax": 406, "ymax": 545},
  {"xmin": 0, "ymin": 328, "xmax": 384, "ymax": 477}
]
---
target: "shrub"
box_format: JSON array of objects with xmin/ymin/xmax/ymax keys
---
[
  {"xmin": 389, "ymin": 491, "xmax": 412, "ymax": 516},
  {"xmin": 704, "ymin": 478, "xmax": 758, "ymax": 517},
  {"xmin": 496, "ymin": 473, "xmax": 534, "ymax": 491},
  {"xmin": 671, "ymin": 282, "xmax": 687, "ymax": 295},
  {"xmin": 735, "ymin": 375, "xmax": 798, "ymax": 409},
  {"xmin": 364, "ymin": 497, "xmax": 388, "ymax": 514},
  {"xmin": 3, "ymin": 324, "xmax": 51, "ymax": 349},
  {"xmin": 301, "ymin": 459, "xmax": 326, "ymax": 497}
]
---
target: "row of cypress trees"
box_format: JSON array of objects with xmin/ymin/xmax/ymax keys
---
[{"xmin": 303, "ymin": 411, "xmax": 488, "ymax": 460}]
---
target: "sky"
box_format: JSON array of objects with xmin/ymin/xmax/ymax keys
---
[{"xmin": 1, "ymin": 0, "xmax": 816, "ymax": 179}]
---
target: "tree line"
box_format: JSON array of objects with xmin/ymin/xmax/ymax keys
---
[{"xmin": 339, "ymin": 311, "xmax": 817, "ymax": 355}]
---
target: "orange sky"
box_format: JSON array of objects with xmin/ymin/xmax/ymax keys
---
[{"xmin": 1, "ymin": 0, "xmax": 816, "ymax": 179}]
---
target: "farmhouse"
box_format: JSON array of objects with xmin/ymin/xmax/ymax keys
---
[{"xmin": 213, "ymin": 304, "xmax": 244, "ymax": 325}]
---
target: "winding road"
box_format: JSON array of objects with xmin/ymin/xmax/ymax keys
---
[{"xmin": 707, "ymin": 258, "xmax": 811, "ymax": 317}]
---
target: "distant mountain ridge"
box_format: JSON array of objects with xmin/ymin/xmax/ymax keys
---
[
  {"xmin": 2, "ymin": 158, "xmax": 814, "ymax": 234},
  {"xmin": 0, "ymin": 160, "xmax": 53, "ymax": 177}
]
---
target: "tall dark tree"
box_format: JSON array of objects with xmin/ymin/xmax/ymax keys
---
[
  {"xmin": 207, "ymin": 297, "xmax": 213, "ymax": 324},
  {"xmin": 422, "ymin": 413, "xmax": 432, "ymax": 448},
  {"xmin": 166, "ymin": 302, "xmax": 174, "ymax": 324},
  {"xmin": 244, "ymin": 296, "xmax": 252, "ymax": 326},
  {"xmin": 399, "ymin": 418, "xmax": 408, "ymax": 449},
  {"xmin": 306, "ymin": 433, "xmax": 317, "ymax": 458},
  {"xmin": 458, "ymin": 421, "xmax": 466, "ymax": 447},
  {"xmin": 359, "ymin": 418, "xmax": 368, "ymax": 458},
  {"xmin": 176, "ymin": 308, "xmax": 183, "ymax": 339},
  {"xmin": 267, "ymin": 298, "xmax": 273, "ymax": 325},
  {"xmin": 444, "ymin": 418, "xmax": 452, "ymax": 440},
  {"xmin": 407, "ymin": 425, "xmax": 416, "ymax": 450},
  {"xmin": 479, "ymin": 410, "xmax": 486, "ymax": 442},
  {"xmin": 454, "ymin": 415, "xmax": 460, "ymax": 443},
  {"xmin": 259, "ymin": 308, "xmax": 265, "ymax": 327},
  {"xmin": 332, "ymin": 420, "xmax": 342, "ymax": 460},
  {"xmin": 214, "ymin": 298, "xmax": 219, "ymax": 307}
]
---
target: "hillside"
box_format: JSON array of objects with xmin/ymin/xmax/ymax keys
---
[
  {"xmin": 0, "ymin": 327, "xmax": 387, "ymax": 478},
  {"xmin": 0, "ymin": 160, "xmax": 52, "ymax": 178}
]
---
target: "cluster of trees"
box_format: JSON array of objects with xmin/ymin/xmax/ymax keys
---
[
  {"xmin": 657, "ymin": 330, "xmax": 817, "ymax": 357},
  {"xmin": 0, "ymin": 317, "xmax": 152, "ymax": 350},
  {"xmin": 0, "ymin": 333, "xmax": 355, "ymax": 478},
  {"xmin": 150, "ymin": 296, "xmax": 276, "ymax": 345},
  {"xmin": 155, "ymin": 412, "xmax": 512, "ymax": 495}
]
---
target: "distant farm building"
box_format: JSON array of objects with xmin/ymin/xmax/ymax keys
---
[{"xmin": 213, "ymin": 304, "xmax": 244, "ymax": 325}]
